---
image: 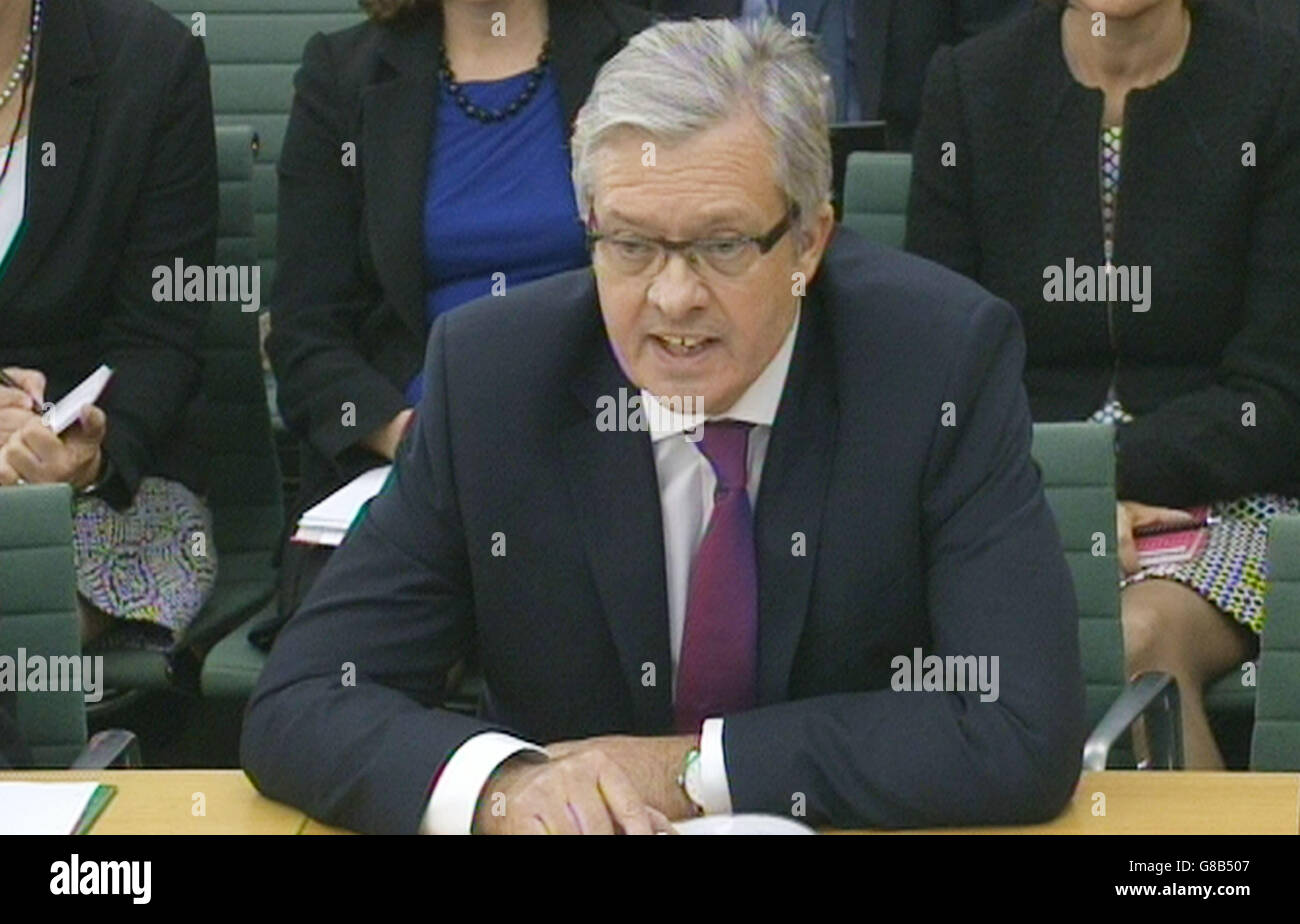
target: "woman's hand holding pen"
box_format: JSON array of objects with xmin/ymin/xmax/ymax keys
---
[{"xmin": 0, "ymin": 366, "xmax": 45, "ymax": 445}]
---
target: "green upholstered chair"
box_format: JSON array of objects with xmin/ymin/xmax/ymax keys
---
[
  {"xmin": 93, "ymin": 125, "xmax": 283, "ymax": 700},
  {"xmin": 0, "ymin": 484, "xmax": 139, "ymax": 767},
  {"xmin": 1251, "ymin": 514, "xmax": 1300, "ymax": 769},
  {"xmin": 1031, "ymin": 422, "xmax": 1182, "ymax": 769},
  {"xmin": 841, "ymin": 151, "xmax": 912, "ymax": 249},
  {"xmin": 158, "ymin": 0, "xmax": 367, "ymax": 290}
]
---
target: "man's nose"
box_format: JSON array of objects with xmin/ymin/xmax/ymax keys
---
[{"xmin": 646, "ymin": 251, "xmax": 708, "ymax": 318}]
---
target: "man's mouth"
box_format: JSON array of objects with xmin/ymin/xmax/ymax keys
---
[{"xmin": 651, "ymin": 333, "xmax": 717, "ymax": 357}]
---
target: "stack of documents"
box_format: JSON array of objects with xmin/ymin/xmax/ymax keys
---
[
  {"xmin": 0, "ymin": 781, "xmax": 116, "ymax": 834},
  {"xmin": 292, "ymin": 465, "xmax": 392, "ymax": 547}
]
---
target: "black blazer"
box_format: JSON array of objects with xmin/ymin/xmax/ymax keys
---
[
  {"xmin": 636, "ymin": 1, "xmax": 1029, "ymax": 147},
  {"xmin": 267, "ymin": 1, "xmax": 651, "ymax": 536},
  {"xmin": 243, "ymin": 229, "xmax": 1086, "ymax": 834},
  {"xmin": 906, "ymin": 0, "xmax": 1300, "ymax": 506},
  {"xmin": 0, "ymin": 0, "xmax": 216, "ymax": 508}
]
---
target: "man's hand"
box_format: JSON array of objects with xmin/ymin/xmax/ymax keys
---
[
  {"xmin": 1116, "ymin": 500, "xmax": 1199, "ymax": 575},
  {"xmin": 361, "ymin": 408, "xmax": 413, "ymax": 461},
  {"xmin": 471, "ymin": 735, "xmax": 696, "ymax": 834},
  {"xmin": 0, "ymin": 405, "xmax": 107, "ymax": 489},
  {"xmin": 0, "ymin": 366, "xmax": 45, "ymax": 446}
]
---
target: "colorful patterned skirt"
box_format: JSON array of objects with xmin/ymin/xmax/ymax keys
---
[
  {"xmin": 1121, "ymin": 494, "xmax": 1300, "ymax": 634},
  {"xmin": 73, "ymin": 477, "xmax": 217, "ymax": 644},
  {"xmin": 1091, "ymin": 396, "xmax": 1298, "ymax": 634}
]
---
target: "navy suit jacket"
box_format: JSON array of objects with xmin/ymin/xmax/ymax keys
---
[{"xmin": 241, "ymin": 229, "xmax": 1085, "ymax": 834}]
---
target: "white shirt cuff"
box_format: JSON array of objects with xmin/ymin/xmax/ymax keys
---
[
  {"xmin": 696, "ymin": 718, "xmax": 733, "ymax": 815},
  {"xmin": 419, "ymin": 731, "xmax": 547, "ymax": 835}
]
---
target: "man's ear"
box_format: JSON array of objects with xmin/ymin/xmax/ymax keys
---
[{"xmin": 795, "ymin": 200, "xmax": 836, "ymax": 281}]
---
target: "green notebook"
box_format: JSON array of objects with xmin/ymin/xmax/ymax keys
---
[{"xmin": 72, "ymin": 784, "xmax": 117, "ymax": 835}]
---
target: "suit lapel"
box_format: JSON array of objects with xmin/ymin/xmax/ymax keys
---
[
  {"xmin": 0, "ymin": 0, "xmax": 101, "ymax": 300},
  {"xmin": 561, "ymin": 302, "xmax": 673, "ymax": 733},
  {"xmin": 855, "ymin": 0, "xmax": 892, "ymax": 121},
  {"xmin": 754, "ymin": 289, "xmax": 837, "ymax": 704},
  {"xmin": 362, "ymin": 20, "xmax": 441, "ymax": 339}
]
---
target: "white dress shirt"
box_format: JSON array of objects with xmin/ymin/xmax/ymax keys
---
[{"xmin": 421, "ymin": 311, "xmax": 801, "ymax": 834}]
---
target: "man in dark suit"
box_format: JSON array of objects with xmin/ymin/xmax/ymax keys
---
[
  {"xmin": 633, "ymin": 1, "xmax": 1028, "ymax": 146},
  {"xmin": 242, "ymin": 16, "xmax": 1084, "ymax": 835}
]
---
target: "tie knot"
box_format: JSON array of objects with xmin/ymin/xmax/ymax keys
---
[{"xmin": 695, "ymin": 420, "xmax": 753, "ymax": 493}]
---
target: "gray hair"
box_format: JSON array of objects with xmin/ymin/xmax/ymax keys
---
[{"xmin": 571, "ymin": 17, "xmax": 833, "ymax": 238}]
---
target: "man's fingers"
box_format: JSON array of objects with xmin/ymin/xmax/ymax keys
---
[
  {"xmin": 647, "ymin": 808, "xmax": 678, "ymax": 834},
  {"xmin": 595, "ymin": 759, "xmax": 657, "ymax": 835}
]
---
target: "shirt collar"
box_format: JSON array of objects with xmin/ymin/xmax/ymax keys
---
[{"xmin": 642, "ymin": 308, "xmax": 801, "ymax": 443}]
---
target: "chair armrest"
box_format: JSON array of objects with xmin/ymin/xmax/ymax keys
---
[
  {"xmin": 1083, "ymin": 671, "xmax": 1183, "ymax": 771},
  {"xmin": 69, "ymin": 729, "xmax": 141, "ymax": 769}
]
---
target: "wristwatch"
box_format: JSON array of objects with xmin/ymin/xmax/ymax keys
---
[{"xmin": 676, "ymin": 747, "xmax": 707, "ymax": 816}]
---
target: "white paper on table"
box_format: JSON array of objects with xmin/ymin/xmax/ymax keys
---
[
  {"xmin": 47, "ymin": 365, "xmax": 113, "ymax": 435},
  {"xmin": 0, "ymin": 781, "xmax": 101, "ymax": 835},
  {"xmin": 672, "ymin": 814, "xmax": 817, "ymax": 835}
]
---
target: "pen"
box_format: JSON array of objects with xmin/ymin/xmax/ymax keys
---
[{"xmin": 1133, "ymin": 515, "xmax": 1220, "ymax": 537}]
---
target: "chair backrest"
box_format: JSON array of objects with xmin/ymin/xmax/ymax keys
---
[
  {"xmin": 841, "ymin": 151, "xmax": 912, "ymax": 249},
  {"xmin": 1030, "ymin": 423, "xmax": 1124, "ymax": 757},
  {"xmin": 0, "ymin": 484, "xmax": 87, "ymax": 766},
  {"xmin": 186, "ymin": 124, "xmax": 285, "ymax": 651},
  {"xmin": 1251, "ymin": 513, "xmax": 1300, "ymax": 770},
  {"xmin": 158, "ymin": 1, "xmax": 367, "ymax": 289}
]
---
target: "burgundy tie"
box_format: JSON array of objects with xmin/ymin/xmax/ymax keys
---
[{"xmin": 674, "ymin": 421, "xmax": 759, "ymax": 732}]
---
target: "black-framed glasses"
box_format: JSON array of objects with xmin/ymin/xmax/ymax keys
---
[{"xmin": 585, "ymin": 205, "xmax": 799, "ymax": 279}]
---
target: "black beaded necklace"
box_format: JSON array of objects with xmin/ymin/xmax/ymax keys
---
[{"xmin": 438, "ymin": 39, "xmax": 551, "ymax": 124}]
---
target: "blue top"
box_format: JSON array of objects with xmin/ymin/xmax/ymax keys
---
[{"xmin": 410, "ymin": 68, "xmax": 588, "ymax": 404}]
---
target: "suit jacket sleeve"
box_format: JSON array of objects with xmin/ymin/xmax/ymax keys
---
[
  {"xmin": 1115, "ymin": 62, "xmax": 1300, "ymax": 506},
  {"xmin": 721, "ymin": 295, "xmax": 1085, "ymax": 828},
  {"xmin": 242, "ymin": 314, "xmax": 502, "ymax": 834},
  {"xmin": 96, "ymin": 32, "xmax": 216, "ymax": 507},
  {"xmin": 904, "ymin": 46, "xmax": 982, "ymax": 282},
  {"xmin": 266, "ymin": 32, "xmax": 409, "ymax": 464}
]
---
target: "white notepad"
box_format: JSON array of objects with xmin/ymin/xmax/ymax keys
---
[
  {"xmin": 672, "ymin": 814, "xmax": 816, "ymax": 835},
  {"xmin": 47, "ymin": 364, "xmax": 113, "ymax": 435},
  {"xmin": 292, "ymin": 465, "xmax": 393, "ymax": 547},
  {"xmin": 0, "ymin": 781, "xmax": 102, "ymax": 835}
]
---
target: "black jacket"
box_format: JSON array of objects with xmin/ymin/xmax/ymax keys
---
[
  {"xmin": 635, "ymin": 1, "xmax": 1029, "ymax": 147},
  {"xmin": 0, "ymin": 0, "xmax": 216, "ymax": 507},
  {"xmin": 267, "ymin": 1, "xmax": 650, "ymax": 548},
  {"xmin": 243, "ymin": 230, "xmax": 1084, "ymax": 834},
  {"xmin": 906, "ymin": 0, "xmax": 1300, "ymax": 505}
]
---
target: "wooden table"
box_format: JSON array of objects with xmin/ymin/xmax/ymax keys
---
[
  {"xmin": 839, "ymin": 771, "xmax": 1300, "ymax": 835},
  {"xmin": 3, "ymin": 769, "xmax": 1297, "ymax": 834},
  {"xmin": 0, "ymin": 769, "xmax": 307, "ymax": 835}
]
